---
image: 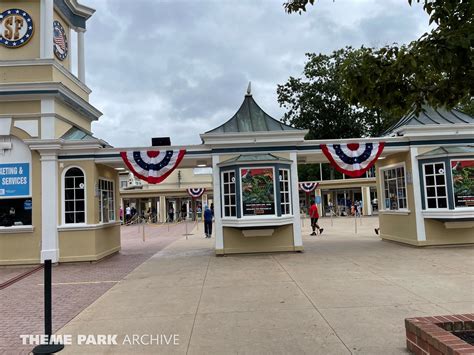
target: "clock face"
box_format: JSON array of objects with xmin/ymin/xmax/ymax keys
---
[
  {"xmin": 53, "ymin": 20, "xmax": 68, "ymax": 61},
  {"xmin": 0, "ymin": 9, "xmax": 34, "ymax": 48}
]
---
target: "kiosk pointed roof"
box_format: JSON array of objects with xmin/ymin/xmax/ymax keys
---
[{"xmin": 205, "ymin": 88, "xmax": 301, "ymax": 134}]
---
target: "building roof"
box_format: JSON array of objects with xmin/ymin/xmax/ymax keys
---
[
  {"xmin": 219, "ymin": 153, "xmax": 292, "ymax": 166},
  {"xmin": 205, "ymin": 88, "xmax": 301, "ymax": 134},
  {"xmin": 384, "ymin": 106, "xmax": 474, "ymax": 136},
  {"xmin": 61, "ymin": 127, "xmax": 111, "ymax": 147},
  {"xmin": 417, "ymin": 146, "xmax": 474, "ymax": 158}
]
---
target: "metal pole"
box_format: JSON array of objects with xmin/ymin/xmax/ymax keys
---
[
  {"xmin": 354, "ymin": 211, "xmax": 357, "ymax": 234},
  {"xmin": 185, "ymin": 219, "xmax": 188, "ymax": 240},
  {"xmin": 330, "ymin": 206, "xmax": 333, "ymax": 227},
  {"xmin": 32, "ymin": 260, "xmax": 64, "ymax": 354},
  {"xmin": 142, "ymin": 223, "xmax": 145, "ymax": 242}
]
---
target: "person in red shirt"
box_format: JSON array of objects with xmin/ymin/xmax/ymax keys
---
[{"xmin": 309, "ymin": 200, "xmax": 324, "ymax": 236}]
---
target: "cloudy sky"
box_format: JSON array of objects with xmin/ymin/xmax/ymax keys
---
[{"xmin": 79, "ymin": 0, "xmax": 431, "ymax": 147}]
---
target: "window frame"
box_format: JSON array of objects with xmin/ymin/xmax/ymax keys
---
[
  {"xmin": 279, "ymin": 168, "xmax": 292, "ymax": 216},
  {"xmin": 379, "ymin": 163, "xmax": 409, "ymax": 212},
  {"xmin": 61, "ymin": 166, "xmax": 87, "ymax": 225},
  {"xmin": 221, "ymin": 170, "xmax": 237, "ymax": 218},
  {"xmin": 98, "ymin": 177, "xmax": 116, "ymax": 223},
  {"xmin": 422, "ymin": 161, "xmax": 448, "ymax": 210}
]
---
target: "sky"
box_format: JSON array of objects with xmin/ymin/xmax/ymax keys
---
[{"xmin": 78, "ymin": 0, "xmax": 431, "ymax": 147}]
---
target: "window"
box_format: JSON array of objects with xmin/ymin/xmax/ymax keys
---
[
  {"xmin": 279, "ymin": 169, "xmax": 291, "ymax": 215},
  {"xmin": 64, "ymin": 167, "xmax": 85, "ymax": 224},
  {"xmin": 120, "ymin": 180, "xmax": 127, "ymax": 189},
  {"xmin": 381, "ymin": 165, "xmax": 407, "ymax": 210},
  {"xmin": 222, "ymin": 171, "xmax": 236, "ymax": 217},
  {"xmin": 0, "ymin": 198, "xmax": 32, "ymax": 226},
  {"xmin": 423, "ymin": 163, "xmax": 448, "ymax": 209},
  {"xmin": 99, "ymin": 179, "xmax": 115, "ymax": 222}
]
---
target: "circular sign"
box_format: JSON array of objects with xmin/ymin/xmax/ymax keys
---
[
  {"xmin": 53, "ymin": 20, "xmax": 68, "ymax": 61},
  {"xmin": 0, "ymin": 9, "xmax": 34, "ymax": 48}
]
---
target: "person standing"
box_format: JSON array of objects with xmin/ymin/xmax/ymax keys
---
[
  {"xmin": 204, "ymin": 205, "xmax": 213, "ymax": 238},
  {"xmin": 125, "ymin": 205, "xmax": 131, "ymax": 224},
  {"xmin": 309, "ymin": 200, "xmax": 324, "ymax": 236}
]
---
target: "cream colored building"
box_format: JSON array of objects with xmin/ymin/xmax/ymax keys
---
[{"xmin": 0, "ymin": 0, "xmax": 121, "ymax": 265}]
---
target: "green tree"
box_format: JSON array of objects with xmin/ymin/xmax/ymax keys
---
[
  {"xmin": 277, "ymin": 48, "xmax": 398, "ymax": 139},
  {"xmin": 284, "ymin": 0, "xmax": 473, "ymax": 114}
]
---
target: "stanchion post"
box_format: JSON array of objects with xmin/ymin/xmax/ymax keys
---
[
  {"xmin": 32, "ymin": 260, "xmax": 64, "ymax": 354},
  {"xmin": 354, "ymin": 212, "xmax": 357, "ymax": 234},
  {"xmin": 142, "ymin": 222, "xmax": 145, "ymax": 242}
]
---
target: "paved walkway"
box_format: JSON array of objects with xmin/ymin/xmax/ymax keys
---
[
  {"xmin": 57, "ymin": 216, "xmax": 473, "ymax": 354},
  {"xmin": 0, "ymin": 222, "xmax": 192, "ymax": 354}
]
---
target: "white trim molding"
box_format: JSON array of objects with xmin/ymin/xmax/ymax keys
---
[
  {"xmin": 290, "ymin": 152, "xmax": 303, "ymax": 248},
  {"xmin": 212, "ymin": 155, "xmax": 224, "ymax": 251},
  {"xmin": 410, "ymin": 147, "xmax": 427, "ymax": 241},
  {"xmin": 222, "ymin": 216, "xmax": 294, "ymax": 228}
]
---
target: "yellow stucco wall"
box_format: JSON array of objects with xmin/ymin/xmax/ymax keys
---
[
  {"xmin": 0, "ymin": 149, "xmax": 42, "ymax": 265},
  {"xmin": 222, "ymin": 224, "xmax": 295, "ymax": 254},
  {"xmin": 0, "ymin": 65, "xmax": 52, "ymax": 83},
  {"xmin": 0, "ymin": 101, "xmax": 40, "ymax": 115},
  {"xmin": 376, "ymin": 152, "xmax": 418, "ymax": 244},
  {"xmin": 423, "ymin": 219, "xmax": 474, "ymax": 245},
  {"xmin": 0, "ymin": 1, "xmax": 41, "ymax": 61},
  {"xmin": 57, "ymin": 162, "xmax": 121, "ymax": 262},
  {"xmin": 54, "ymin": 118, "xmax": 72, "ymax": 138},
  {"xmin": 54, "ymin": 100, "xmax": 92, "ymax": 132}
]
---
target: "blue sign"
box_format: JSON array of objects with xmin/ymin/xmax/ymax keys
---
[
  {"xmin": 0, "ymin": 163, "xmax": 30, "ymax": 197},
  {"xmin": 24, "ymin": 199, "xmax": 32, "ymax": 210},
  {"xmin": 315, "ymin": 196, "xmax": 321, "ymax": 204}
]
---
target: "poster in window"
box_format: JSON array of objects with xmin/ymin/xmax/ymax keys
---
[
  {"xmin": 241, "ymin": 168, "xmax": 275, "ymax": 216},
  {"xmin": 0, "ymin": 163, "xmax": 30, "ymax": 197},
  {"xmin": 451, "ymin": 160, "xmax": 474, "ymax": 207}
]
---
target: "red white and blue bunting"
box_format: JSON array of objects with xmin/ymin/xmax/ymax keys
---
[
  {"xmin": 120, "ymin": 150, "xmax": 186, "ymax": 184},
  {"xmin": 320, "ymin": 142, "xmax": 385, "ymax": 178},
  {"xmin": 187, "ymin": 188, "xmax": 205, "ymax": 198},
  {"xmin": 299, "ymin": 182, "xmax": 319, "ymax": 193}
]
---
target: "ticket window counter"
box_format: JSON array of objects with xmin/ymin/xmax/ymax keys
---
[{"xmin": 217, "ymin": 154, "xmax": 300, "ymax": 254}]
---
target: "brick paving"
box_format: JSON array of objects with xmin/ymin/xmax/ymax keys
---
[{"xmin": 0, "ymin": 221, "xmax": 195, "ymax": 354}]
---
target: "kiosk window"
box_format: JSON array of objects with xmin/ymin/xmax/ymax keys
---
[
  {"xmin": 382, "ymin": 166, "xmax": 407, "ymax": 210},
  {"xmin": 99, "ymin": 179, "xmax": 115, "ymax": 223},
  {"xmin": 64, "ymin": 168, "xmax": 85, "ymax": 224},
  {"xmin": 279, "ymin": 169, "xmax": 291, "ymax": 215},
  {"xmin": 222, "ymin": 171, "xmax": 236, "ymax": 217},
  {"xmin": 423, "ymin": 163, "xmax": 448, "ymax": 209}
]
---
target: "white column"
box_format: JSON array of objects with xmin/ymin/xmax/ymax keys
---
[
  {"xmin": 41, "ymin": 99, "xmax": 55, "ymax": 139},
  {"xmin": 40, "ymin": 151, "xmax": 59, "ymax": 262},
  {"xmin": 363, "ymin": 186, "xmax": 372, "ymax": 216},
  {"xmin": 290, "ymin": 152, "xmax": 303, "ymax": 249},
  {"xmin": 77, "ymin": 30, "xmax": 86, "ymax": 83},
  {"xmin": 212, "ymin": 155, "xmax": 224, "ymax": 251},
  {"xmin": 410, "ymin": 147, "xmax": 426, "ymax": 241},
  {"xmin": 40, "ymin": 0, "xmax": 54, "ymax": 58}
]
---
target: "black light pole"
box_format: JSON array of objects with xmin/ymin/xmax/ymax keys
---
[{"xmin": 32, "ymin": 259, "xmax": 64, "ymax": 354}]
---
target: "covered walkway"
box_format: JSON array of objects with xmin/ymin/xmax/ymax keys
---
[{"xmin": 58, "ymin": 217, "xmax": 473, "ymax": 354}]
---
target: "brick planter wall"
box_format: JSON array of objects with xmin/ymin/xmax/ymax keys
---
[{"xmin": 405, "ymin": 314, "xmax": 474, "ymax": 355}]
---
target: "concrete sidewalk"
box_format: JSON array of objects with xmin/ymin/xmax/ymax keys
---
[{"xmin": 58, "ymin": 217, "xmax": 473, "ymax": 354}]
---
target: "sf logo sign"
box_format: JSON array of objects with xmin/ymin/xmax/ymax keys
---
[{"xmin": 0, "ymin": 9, "xmax": 34, "ymax": 48}]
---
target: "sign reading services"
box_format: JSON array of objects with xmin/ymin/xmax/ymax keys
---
[{"xmin": 0, "ymin": 163, "xmax": 30, "ymax": 197}]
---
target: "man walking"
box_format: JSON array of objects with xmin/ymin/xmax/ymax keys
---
[
  {"xmin": 309, "ymin": 200, "xmax": 324, "ymax": 236},
  {"xmin": 204, "ymin": 205, "xmax": 213, "ymax": 238}
]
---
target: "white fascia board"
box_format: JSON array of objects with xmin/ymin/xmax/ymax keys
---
[
  {"xmin": 200, "ymin": 131, "xmax": 308, "ymax": 146},
  {"xmin": 422, "ymin": 210, "xmax": 474, "ymax": 219},
  {"xmin": 395, "ymin": 124, "xmax": 474, "ymax": 137},
  {"xmin": 65, "ymin": 0, "xmax": 96, "ymax": 19}
]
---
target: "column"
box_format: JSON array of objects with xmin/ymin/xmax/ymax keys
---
[
  {"xmin": 40, "ymin": 151, "xmax": 59, "ymax": 262},
  {"xmin": 362, "ymin": 186, "xmax": 372, "ymax": 216},
  {"xmin": 160, "ymin": 196, "xmax": 166, "ymax": 223},
  {"xmin": 40, "ymin": 0, "xmax": 54, "ymax": 58},
  {"xmin": 212, "ymin": 155, "xmax": 224, "ymax": 252},
  {"xmin": 315, "ymin": 188, "xmax": 322, "ymax": 215},
  {"xmin": 410, "ymin": 147, "xmax": 426, "ymax": 241},
  {"xmin": 41, "ymin": 99, "xmax": 55, "ymax": 139},
  {"xmin": 290, "ymin": 152, "xmax": 303, "ymax": 250},
  {"xmin": 77, "ymin": 30, "xmax": 86, "ymax": 83}
]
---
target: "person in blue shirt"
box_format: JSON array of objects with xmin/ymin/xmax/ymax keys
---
[{"xmin": 204, "ymin": 205, "xmax": 213, "ymax": 238}]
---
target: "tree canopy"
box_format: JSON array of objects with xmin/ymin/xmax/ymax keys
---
[
  {"xmin": 277, "ymin": 48, "xmax": 398, "ymax": 140},
  {"xmin": 283, "ymin": 0, "xmax": 473, "ymax": 115}
]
